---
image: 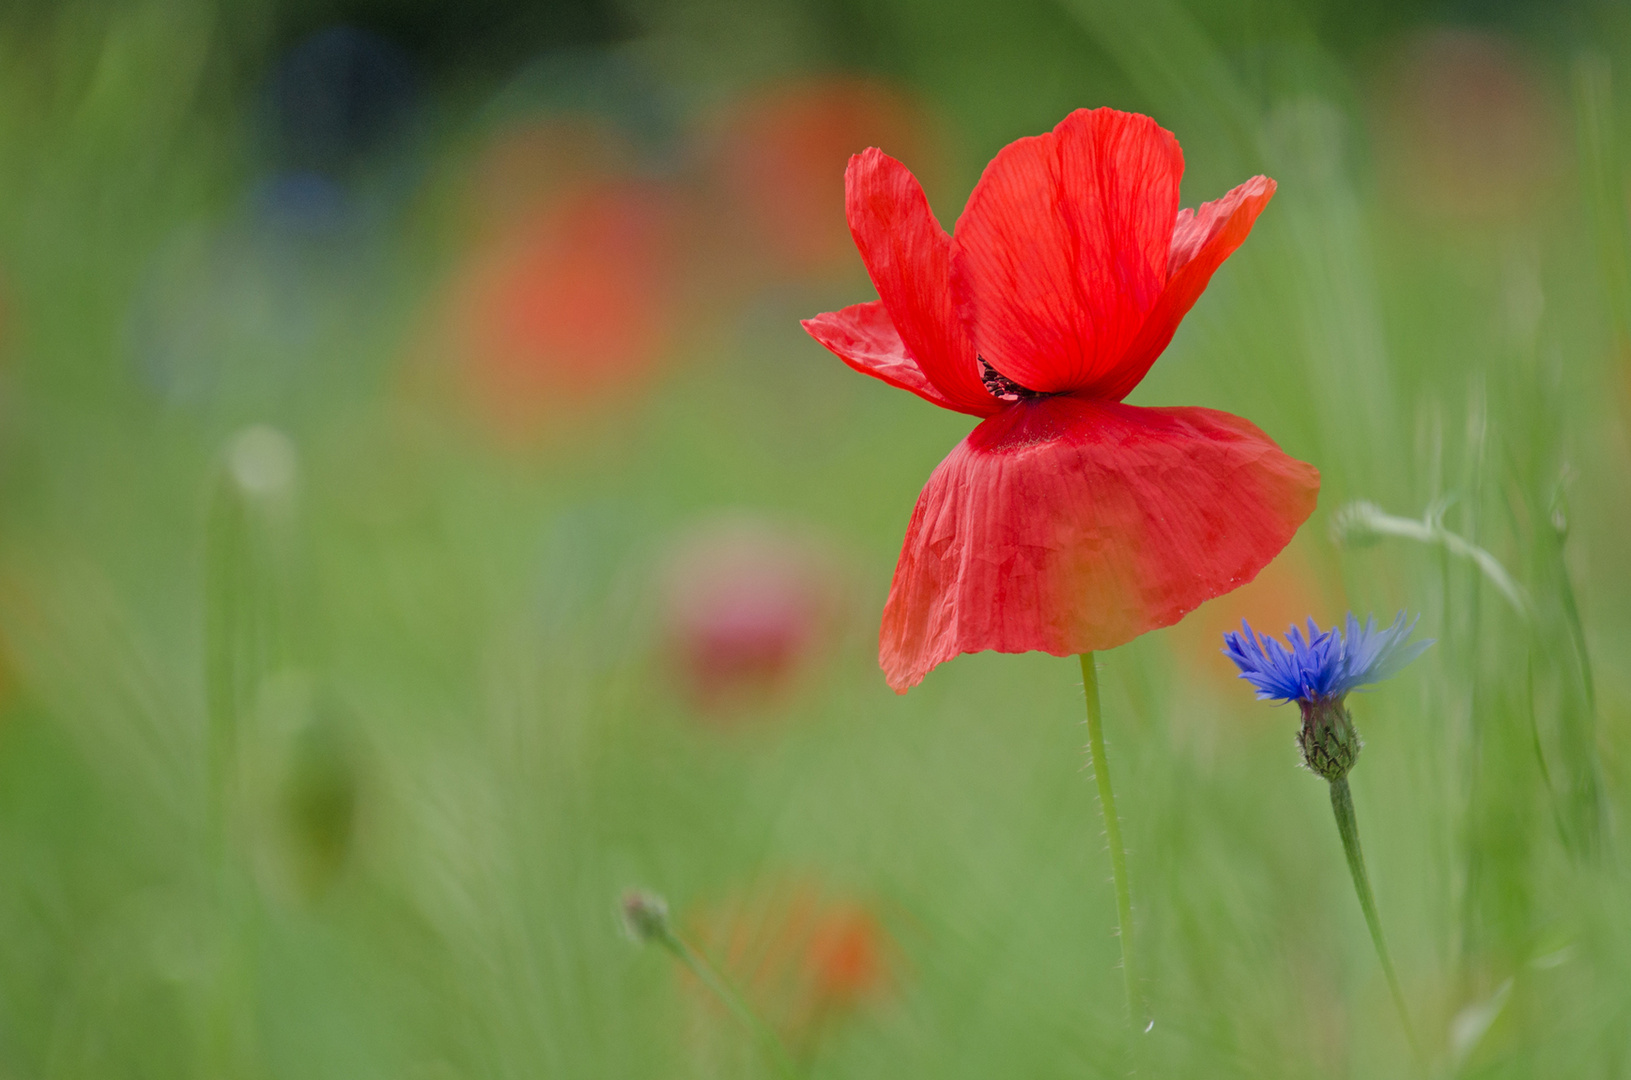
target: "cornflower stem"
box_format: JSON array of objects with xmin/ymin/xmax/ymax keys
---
[
  {"xmin": 651, "ymin": 923, "xmax": 802, "ymax": 1080},
  {"xmin": 1327, "ymin": 777, "xmax": 1421, "ymax": 1063},
  {"xmin": 1079, "ymin": 653, "xmax": 1144, "ymax": 1042}
]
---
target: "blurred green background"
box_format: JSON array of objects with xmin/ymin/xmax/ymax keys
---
[{"xmin": 0, "ymin": 0, "xmax": 1627, "ymax": 1076}]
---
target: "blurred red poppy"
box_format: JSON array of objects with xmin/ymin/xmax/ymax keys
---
[
  {"xmin": 1376, "ymin": 29, "xmax": 1557, "ymax": 221},
  {"xmin": 710, "ymin": 78, "xmax": 928, "ymax": 277},
  {"xmin": 448, "ymin": 175, "xmax": 681, "ymax": 433},
  {"xmin": 805, "ymin": 108, "xmax": 1320, "ymax": 691},
  {"xmin": 659, "ymin": 516, "xmax": 842, "ymax": 716}
]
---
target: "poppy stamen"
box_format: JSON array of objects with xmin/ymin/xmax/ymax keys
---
[{"xmin": 978, "ymin": 356, "xmax": 1047, "ymax": 402}]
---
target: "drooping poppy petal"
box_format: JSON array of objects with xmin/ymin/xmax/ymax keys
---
[
  {"xmin": 879, "ymin": 396, "xmax": 1319, "ymax": 692},
  {"xmin": 1097, "ymin": 175, "xmax": 1277, "ymax": 401},
  {"xmin": 844, "ymin": 148, "xmax": 998, "ymax": 415},
  {"xmin": 950, "ymin": 108, "xmax": 1183, "ymax": 395},
  {"xmin": 801, "ymin": 301, "xmax": 972, "ymax": 414}
]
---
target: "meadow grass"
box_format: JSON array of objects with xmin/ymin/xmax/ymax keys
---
[{"xmin": 0, "ymin": 2, "xmax": 1626, "ymax": 1078}]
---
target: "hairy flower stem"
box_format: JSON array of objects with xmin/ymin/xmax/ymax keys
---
[
  {"xmin": 1328, "ymin": 778, "xmax": 1420, "ymax": 1061},
  {"xmin": 1079, "ymin": 654, "xmax": 1144, "ymax": 1042},
  {"xmin": 651, "ymin": 922, "xmax": 802, "ymax": 1079}
]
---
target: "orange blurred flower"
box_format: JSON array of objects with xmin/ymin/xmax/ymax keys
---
[
  {"xmin": 684, "ymin": 878, "xmax": 892, "ymax": 1062},
  {"xmin": 1168, "ymin": 540, "xmax": 1338, "ymax": 695},
  {"xmin": 707, "ymin": 78, "xmax": 932, "ymax": 278}
]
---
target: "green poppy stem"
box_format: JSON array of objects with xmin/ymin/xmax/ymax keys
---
[
  {"xmin": 1079, "ymin": 653, "xmax": 1144, "ymax": 1039},
  {"xmin": 1327, "ymin": 777, "xmax": 1421, "ymax": 1061},
  {"xmin": 651, "ymin": 920, "xmax": 802, "ymax": 1080}
]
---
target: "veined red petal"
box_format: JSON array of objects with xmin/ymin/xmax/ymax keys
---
[
  {"xmin": 802, "ymin": 302, "xmax": 970, "ymax": 413},
  {"xmin": 1167, "ymin": 175, "xmax": 1275, "ymax": 277},
  {"xmin": 845, "ymin": 149, "xmax": 999, "ymax": 416},
  {"xmin": 1098, "ymin": 175, "xmax": 1277, "ymax": 401},
  {"xmin": 879, "ymin": 396, "xmax": 1319, "ymax": 692},
  {"xmin": 950, "ymin": 109, "xmax": 1183, "ymax": 395}
]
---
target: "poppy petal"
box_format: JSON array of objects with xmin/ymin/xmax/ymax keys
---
[
  {"xmin": 950, "ymin": 108, "xmax": 1183, "ymax": 395},
  {"xmin": 845, "ymin": 149, "xmax": 1000, "ymax": 416},
  {"xmin": 802, "ymin": 302, "xmax": 972, "ymax": 413},
  {"xmin": 879, "ymin": 396, "xmax": 1320, "ymax": 691},
  {"xmin": 1098, "ymin": 175, "xmax": 1277, "ymax": 401}
]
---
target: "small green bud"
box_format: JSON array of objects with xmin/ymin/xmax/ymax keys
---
[
  {"xmin": 1297, "ymin": 697, "xmax": 1362, "ymax": 781},
  {"xmin": 621, "ymin": 889, "xmax": 672, "ymax": 945}
]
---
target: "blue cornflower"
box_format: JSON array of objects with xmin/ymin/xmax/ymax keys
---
[
  {"xmin": 1226, "ymin": 614, "xmax": 1431, "ymax": 1048},
  {"xmin": 1222, "ymin": 613, "xmax": 1431, "ymax": 781},
  {"xmin": 1223, "ymin": 612, "xmax": 1431, "ymax": 704}
]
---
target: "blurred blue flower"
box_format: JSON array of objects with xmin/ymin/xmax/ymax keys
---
[
  {"xmin": 485, "ymin": 47, "xmax": 681, "ymax": 171},
  {"xmin": 1223, "ymin": 613, "xmax": 1431, "ymax": 704},
  {"xmin": 264, "ymin": 26, "xmax": 420, "ymax": 176},
  {"xmin": 251, "ymin": 172, "xmax": 351, "ymax": 240}
]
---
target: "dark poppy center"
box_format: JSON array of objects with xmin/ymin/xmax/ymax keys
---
[{"xmin": 978, "ymin": 357, "xmax": 1048, "ymax": 403}]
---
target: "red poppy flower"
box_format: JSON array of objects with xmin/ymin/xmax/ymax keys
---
[
  {"xmin": 448, "ymin": 177, "xmax": 681, "ymax": 433},
  {"xmin": 804, "ymin": 108, "xmax": 1320, "ymax": 692}
]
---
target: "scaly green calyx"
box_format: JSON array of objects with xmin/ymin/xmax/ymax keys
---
[{"xmin": 1297, "ymin": 696, "xmax": 1362, "ymax": 781}]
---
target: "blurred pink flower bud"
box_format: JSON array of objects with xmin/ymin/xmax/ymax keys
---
[{"xmin": 658, "ymin": 516, "xmax": 843, "ymax": 716}]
